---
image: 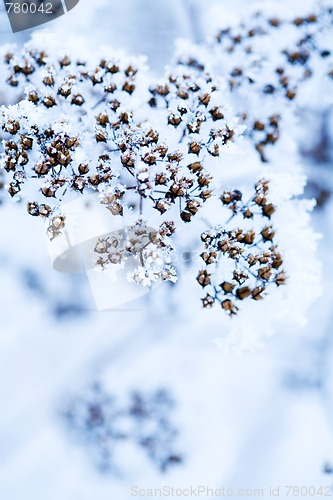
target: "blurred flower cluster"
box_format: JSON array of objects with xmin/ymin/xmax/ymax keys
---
[
  {"xmin": 209, "ymin": 3, "xmax": 333, "ymax": 161},
  {"xmin": 62, "ymin": 383, "xmax": 182, "ymax": 473}
]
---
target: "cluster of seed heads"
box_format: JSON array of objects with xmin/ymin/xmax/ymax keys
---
[
  {"xmin": 62, "ymin": 383, "xmax": 182, "ymax": 473},
  {"xmin": 115, "ymin": 124, "xmax": 215, "ymax": 222},
  {"xmin": 197, "ymin": 180, "xmax": 286, "ymax": 315},
  {"xmin": 149, "ymin": 64, "xmax": 236, "ymax": 149},
  {"xmin": 93, "ymin": 221, "xmax": 177, "ymax": 287},
  {"xmin": 2, "ymin": 43, "xmax": 139, "ymax": 107},
  {"xmin": 215, "ymin": 6, "xmax": 333, "ymax": 96},
  {"xmin": 0, "ymin": 42, "xmax": 144, "ymax": 220},
  {"xmin": 0, "ymin": 42, "xmax": 289, "ymax": 311},
  {"xmin": 0, "ymin": 43, "xmax": 238, "ymax": 225},
  {"xmin": 213, "ymin": 5, "xmax": 333, "ymax": 160}
]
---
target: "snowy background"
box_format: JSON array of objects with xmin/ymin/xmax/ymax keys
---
[{"xmin": 0, "ymin": 0, "xmax": 333, "ymax": 499}]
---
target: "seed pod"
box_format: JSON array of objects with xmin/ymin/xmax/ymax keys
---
[
  {"xmin": 109, "ymin": 201, "xmax": 123, "ymax": 216},
  {"xmin": 36, "ymin": 204, "xmax": 51, "ymax": 218},
  {"xmin": 7, "ymin": 76, "xmax": 18, "ymax": 87},
  {"xmin": 155, "ymin": 173, "xmax": 167, "ymax": 185},
  {"xmin": 221, "ymin": 282, "xmax": 235, "ymax": 294},
  {"xmin": 26, "ymin": 201, "xmax": 40, "ymax": 217},
  {"xmin": 104, "ymin": 83, "xmax": 117, "ymax": 94},
  {"xmin": 200, "ymin": 190, "xmax": 212, "ymax": 201},
  {"xmin": 252, "ymin": 287, "xmax": 265, "ymax": 300},
  {"xmin": 236, "ymin": 287, "xmax": 251, "ymax": 300},
  {"xmin": 142, "ymin": 152, "xmax": 157, "ymax": 165},
  {"xmin": 168, "ymin": 114, "xmax": 182, "ymax": 127},
  {"xmin": 59, "ymin": 56, "xmax": 71, "ymax": 67},
  {"xmin": 218, "ymin": 239, "xmax": 230, "ymax": 253},
  {"xmin": 110, "ymin": 99, "xmax": 120, "ymax": 111},
  {"xmin": 43, "ymin": 96, "xmax": 56, "ymax": 108},
  {"xmin": 269, "ymin": 116, "xmax": 279, "ymax": 128},
  {"xmin": 201, "ymin": 232, "xmax": 214, "ymax": 245},
  {"xmin": 155, "ymin": 84, "xmax": 169, "ymax": 96},
  {"xmin": 51, "ymin": 215, "xmax": 66, "ymax": 230},
  {"xmin": 189, "ymin": 141, "xmax": 201, "ymax": 155},
  {"xmin": 248, "ymin": 254, "xmax": 259, "ymax": 267},
  {"xmin": 258, "ymin": 265, "xmax": 272, "ymax": 281},
  {"xmin": 221, "ymin": 299, "xmax": 238, "ymax": 315},
  {"xmin": 170, "ymin": 183, "xmax": 185, "ymax": 197},
  {"xmin": 197, "ymin": 270, "xmax": 211, "ymax": 287},
  {"xmin": 168, "ymin": 152, "xmax": 183, "ymax": 163},
  {"xmin": 198, "ymin": 174, "xmax": 211, "ymax": 187},
  {"xmin": 97, "ymin": 113, "xmax": 109, "ymax": 126},
  {"xmin": 96, "ymin": 129, "xmax": 107, "ymax": 143},
  {"xmin": 5, "ymin": 157, "xmax": 17, "ymax": 172},
  {"xmin": 181, "ymin": 211, "xmax": 192, "ymax": 223},
  {"xmin": 122, "ymin": 81, "xmax": 136, "ymax": 94},
  {"xmin": 78, "ymin": 164, "xmax": 89, "ymax": 175},
  {"xmin": 208, "ymin": 143, "xmax": 220, "ymax": 157},
  {"xmin": 89, "ymin": 174, "xmax": 101, "ymax": 186},
  {"xmin": 72, "ymin": 176, "xmax": 86, "ymax": 193},
  {"xmin": 19, "ymin": 151, "xmax": 29, "ymax": 166},
  {"xmin": 261, "ymin": 226, "xmax": 275, "ymax": 241},
  {"xmin": 108, "ymin": 251, "xmax": 122, "ymax": 264},
  {"xmin": 148, "ymin": 97, "xmax": 157, "ymax": 107},
  {"xmin": 41, "ymin": 185, "xmax": 56, "ymax": 198},
  {"xmin": 5, "ymin": 120, "xmax": 20, "ymax": 135},
  {"xmin": 187, "ymin": 161, "xmax": 203, "ymax": 173},
  {"xmin": 275, "ymin": 271, "xmax": 287, "ymax": 286},
  {"xmin": 272, "ymin": 252, "xmax": 283, "ymax": 269},
  {"xmin": 72, "ymin": 94, "xmax": 85, "ymax": 106},
  {"xmin": 286, "ymin": 89, "xmax": 296, "ymax": 100},
  {"xmin": 199, "ymin": 93, "xmax": 211, "ymax": 106},
  {"xmin": 233, "ymin": 270, "xmax": 248, "ymax": 283},
  {"xmin": 186, "ymin": 199, "xmax": 201, "ymax": 215},
  {"xmin": 243, "ymin": 230, "xmax": 256, "ymax": 245},
  {"xmin": 177, "ymin": 88, "xmax": 189, "ymax": 99},
  {"xmin": 34, "ymin": 163, "xmax": 50, "ymax": 176},
  {"xmin": 58, "ymin": 83, "xmax": 72, "ymax": 97},
  {"xmin": 43, "ymin": 74, "xmax": 55, "ymax": 86},
  {"xmin": 20, "ymin": 136, "xmax": 33, "ymax": 150},
  {"xmin": 221, "ymin": 191, "xmax": 233, "ymax": 204},
  {"xmin": 262, "ymin": 203, "xmax": 275, "ymax": 217},
  {"xmin": 269, "ymin": 18, "xmax": 280, "ymax": 26},
  {"xmin": 210, "ymin": 106, "xmax": 224, "ymax": 121},
  {"xmin": 121, "ymin": 151, "xmax": 135, "ymax": 167},
  {"xmin": 201, "ymin": 251, "xmax": 217, "ymax": 264},
  {"xmin": 255, "ymin": 195, "xmax": 267, "ymax": 206},
  {"xmin": 253, "ymin": 121, "xmax": 265, "ymax": 131},
  {"xmin": 106, "ymin": 63, "xmax": 119, "ymax": 74},
  {"xmin": 293, "ymin": 17, "xmax": 304, "ymax": 26},
  {"xmin": 155, "ymin": 200, "xmax": 170, "ymax": 214},
  {"xmin": 202, "ymin": 294, "xmax": 215, "ymax": 308}
]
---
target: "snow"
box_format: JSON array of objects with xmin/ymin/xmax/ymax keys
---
[{"xmin": 0, "ymin": 0, "xmax": 332, "ymax": 499}]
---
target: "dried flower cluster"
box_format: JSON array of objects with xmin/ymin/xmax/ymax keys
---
[
  {"xmin": 1, "ymin": 41, "xmax": 141, "ymax": 105},
  {"xmin": 0, "ymin": 40, "xmax": 247, "ymax": 298},
  {"xmin": 1, "ymin": 33, "xmax": 313, "ymax": 317},
  {"xmin": 214, "ymin": 8, "xmax": 332, "ymax": 95},
  {"xmin": 0, "ymin": 41, "xmax": 143, "ymax": 216},
  {"xmin": 0, "ymin": 42, "xmax": 239, "ymax": 221},
  {"xmin": 93, "ymin": 221, "xmax": 177, "ymax": 287},
  {"xmin": 197, "ymin": 180, "xmax": 286, "ymax": 315},
  {"xmin": 62, "ymin": 383, "xmax": 182, "ymax": 473},
  {"xmin": 211, "ymin": 5, "xmax": 333, "ymax": 160}
]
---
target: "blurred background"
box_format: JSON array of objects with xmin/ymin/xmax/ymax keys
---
[{"xmin": 0, "ymin": 0, "xmax": 333, "ymax": 499}]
